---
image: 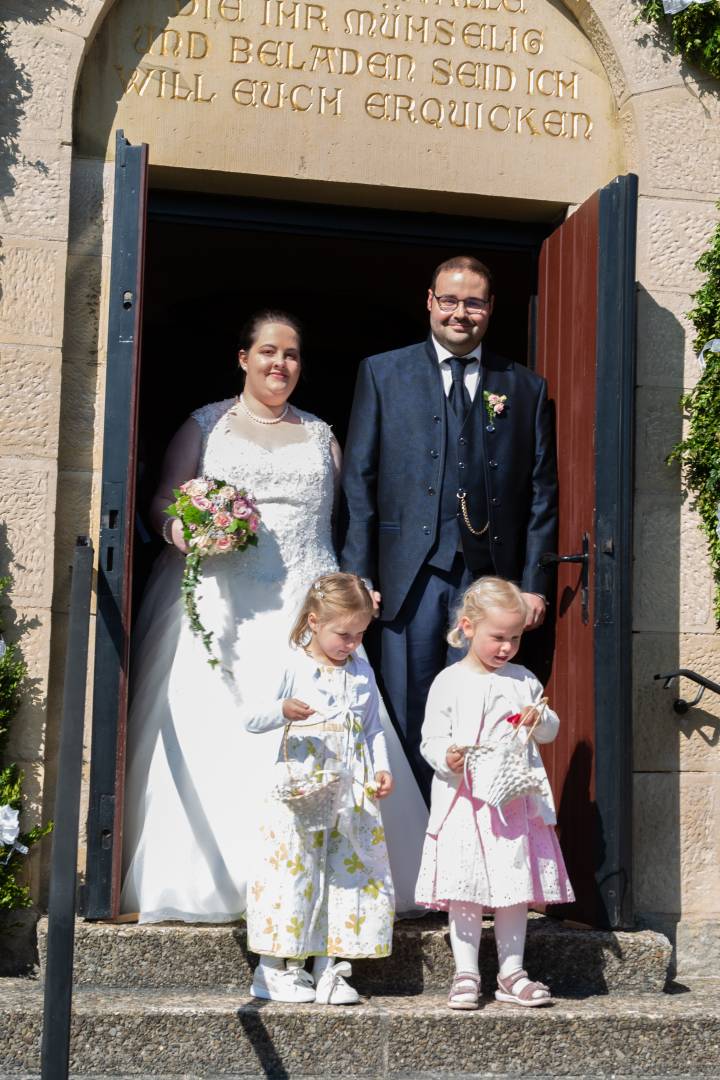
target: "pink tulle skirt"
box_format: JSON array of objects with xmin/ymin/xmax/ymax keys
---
[{"xmin": 415, "ymin": 782, "xmax": 575, "ymax": 911}]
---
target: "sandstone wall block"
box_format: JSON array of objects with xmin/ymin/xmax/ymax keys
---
[
  {"xmin": 0, "ymin": 138, "xmax": 72, "ymax": 243},
  {"xmin": 636, "ymin": 287, "xmax": 701, "ymax": 390},
  {"xmin": 634, "ymin": 771, "xmax": 680, "ymax": 913},
  {"xmin": 633, "ymin": 495, "xmax": 715, "ymax": 633},
  {"xmin": 0, "ymin": 344, "xmax": 62, "ymax": 457},
  {"xmin": 52, "ymin": 467, "xmax": 100, "ymax": 614},
  {"xmin": 69, "ymin": 157, "xmax": 114, "ymax": 257},
  {"xmin": 677, "ymin": 772, "xmax": 720, "ymax": 914},
  {"xmin": 634, "ymin": 631, "xmax": 720, "ymax": 773},
  {"xmin": 0, "ymin": 22, "xmax": 83, "ymax": 142},
  {"xmin": 634, "ymin": 385, "xmax": 684, "ymax": 497},
  {"xmin": 622, "ymin": 89, "xmax": 720, "ymax": 200},
  {"xmin": 58, "ymin": 354, "xmax": 104, "ymax": 471},
  {"xmin": 62, "ymin": 253, "xmax": 107, "ymax": 361},
  {"xmin": 0, "ymin": 239, "xmax": 66, "ymax": 347},
  {"xmin": 2, "ymin": 0, "xmax": 106, "ymax": 35},
  {"xmin": 636, "ymin": 197, "xmax": 718, "ymax": 292},
  {"xmin": 0, "ymin": 457, "xmax": 57, "ymax": 607}
]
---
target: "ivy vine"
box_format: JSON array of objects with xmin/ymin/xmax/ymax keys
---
[
  {"xmin": 639, "ymin": 0, "xmax": 720, "ymax": 80},
  {"xmin": 667, "ymin": 202, "xmax": 720, "ymax": 623},
  {"xmin": 0, "ymin": 576, "xmax": 52, "ymax": 912}
]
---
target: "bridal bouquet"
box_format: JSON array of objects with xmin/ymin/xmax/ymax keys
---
[{"xmin": 166, "ymin": 478, "xmax": 260, "ymax": 668}]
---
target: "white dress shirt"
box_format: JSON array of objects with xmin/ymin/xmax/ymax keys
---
[{"xmin": 431, "ymin": 336, "xmax": 483, "ymax": 401}]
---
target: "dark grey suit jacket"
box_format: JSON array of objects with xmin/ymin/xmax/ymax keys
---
[{"xmin": 339, "ymin": 337, "xmax": 558, "ymax": 622}]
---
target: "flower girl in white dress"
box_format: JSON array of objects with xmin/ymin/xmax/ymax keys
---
[
  {"xmin": 415, "ymin": 578, "xmax": 574, "ymax": 1010},
  {"xmin": 243, "ymin": 573, "xmax": 395, "ymax": 1005}
]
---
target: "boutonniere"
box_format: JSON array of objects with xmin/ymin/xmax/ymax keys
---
[{"xmin": 483, "ymin": 391, "xmax": 507, "ymax": 423}]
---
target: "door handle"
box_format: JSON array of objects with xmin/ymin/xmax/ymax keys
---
[
  {"xmin": 538, "ymin": 552, "xmax": 587, "ymax": 566},
  {"xmin": 538, "ymin": 534, "xmax": 590, "ymax": 624}
]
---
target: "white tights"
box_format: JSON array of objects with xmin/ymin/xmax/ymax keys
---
[{"xmin": 449, "ymin": 901, "xmax": 528, "ymax": 982}]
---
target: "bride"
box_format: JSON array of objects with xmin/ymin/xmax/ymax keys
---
[{"xmin": 121, "ymin": 310, "xmax": 427, "ymax": 923}]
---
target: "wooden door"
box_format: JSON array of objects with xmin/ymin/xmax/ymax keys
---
[
  {"xmin": 83, "ymin": 132, "xmax": 148, "ymax": 919},
  {"xmin": 535, "ymin": 174, "xmax": 637, "ymax": 929}
]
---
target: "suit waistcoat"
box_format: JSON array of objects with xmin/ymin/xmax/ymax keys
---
[{"xmin": 427, "ymin": 388, "xmax": 491, "ymax": 573}]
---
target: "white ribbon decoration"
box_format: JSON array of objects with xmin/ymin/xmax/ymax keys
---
[
  {"xmin": 0, "ymin": 805, "xmax": 20, "ymax": 847},
  {"xmin": 698, "ymin": 338, "xmax": 720, "ymax": 371},
  {"xmin": 662, "ymin": 0, "xmax": 712, "ymax": 13}
]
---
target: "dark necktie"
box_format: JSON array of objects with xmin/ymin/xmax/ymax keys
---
[{"xmin": 447, "ymin": 355, "xmax": 475, "ymax": 424}]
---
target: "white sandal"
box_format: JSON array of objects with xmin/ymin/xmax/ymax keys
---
[
  {"xmin": 495, "ymin": 968, "xmax": 553, "ymax": 1007},
  {"xmin": 448, "ymin": 971, "xmax": 481, "ymax": 1011}
]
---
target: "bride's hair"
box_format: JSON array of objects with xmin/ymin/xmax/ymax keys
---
[
  {"xmin": 238, "ymin": 309, "xmax": 304, "ymax": 354},
  {"xmin": 447, "ymin": 577, "xmax": 527, "ymax": 648},
  {"xmin": 290, "ymin": 573, "xmax": 374, "ymax": 647}
]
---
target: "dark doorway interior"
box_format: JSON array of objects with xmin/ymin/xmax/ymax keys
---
[{"xmin": 134, "ymin": 191, "xmax": 547, "ymax": 605}]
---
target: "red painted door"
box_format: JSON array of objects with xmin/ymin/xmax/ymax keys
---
[{"xmin": 534, "ymin": 175, "xmax": 637, "ymax": 928}]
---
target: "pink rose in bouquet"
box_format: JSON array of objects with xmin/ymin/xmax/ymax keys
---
[{"xmin": 166, "ymin": 478, "xmax": 261, "ymax": 668}]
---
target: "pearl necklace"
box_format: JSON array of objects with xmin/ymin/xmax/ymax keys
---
[{"xmin": 237, "ymin": 394, "xmax": 290, "ymax": 425}]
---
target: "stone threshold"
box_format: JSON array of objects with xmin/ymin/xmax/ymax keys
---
[
  {"xmin": 1, "ymin": 979, "xmax": 719, "ymax": 1076},
  {"xmin": 37, "ymin": 915, "xmax": 672, "ymax": 996}
]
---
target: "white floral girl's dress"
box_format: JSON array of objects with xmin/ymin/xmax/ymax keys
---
[{"xmin": 244, "ymin": 648, "xmax": 395, "ymax": 960}]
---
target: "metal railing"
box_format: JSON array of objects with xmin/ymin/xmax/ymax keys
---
[
  {"xmin": 654, "ymin": 668, "xmax": 720, "ymax": 715},
  {"xmin": 41, "ymin": 538, "xmax": 94, "ymax": 1080}
]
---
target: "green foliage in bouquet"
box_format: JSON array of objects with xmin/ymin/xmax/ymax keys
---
[
  {"xmin": 0, "ymin": 576, "xmax": 52, "ymax": 911},
  {"xmin": 639, "ymin": 0, "xmax": 720, "ymax": 80},
  {"xmin": 668, "ymin": 204, "xmax": 720, "ymax": 623}
]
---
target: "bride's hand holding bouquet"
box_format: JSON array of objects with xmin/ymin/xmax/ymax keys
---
[{"xmin": 166, "ymin": 478, "xmax": 260, "ymax": 668}]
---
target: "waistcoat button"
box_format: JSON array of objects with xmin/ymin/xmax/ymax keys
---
[
  {"xmin": 433, "ymin": 415, "xmax": 441, "ymax": 423},
  {"xmin": 430, "ymin": 449, "xmax": 439, "ymax": 459},
  {"xmin": 428, "ymin": 486, "xmax": 436, "ymax": 495},
  {"xmin": 489, "ymin": 459, "xmax": 498, "ymax": 469},
  {"xmin": 459, "ymin": 436, "xmax": 466, "ymax": 445},
  {"xmin": 422, "ymin": 524, "xmax": 430, "ymax": 534}
]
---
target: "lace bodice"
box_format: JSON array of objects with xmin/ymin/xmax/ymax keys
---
[{"xmin": 191, "ymin": 399, "xmax": 337, "ymax": 587}]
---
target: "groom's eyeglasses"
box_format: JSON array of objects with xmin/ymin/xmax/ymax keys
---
[{"xmin": 432, "ymin": 293, "xmax": 491, "ymax": 314}]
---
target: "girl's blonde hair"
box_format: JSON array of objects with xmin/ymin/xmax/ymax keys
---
[
  {"xmin": 290, "ymin": 572, "xmax": 374, "ymax": 647},
  {"xmin": 447, "ymin": 576, "xmax": 528, "ymax": 648}
]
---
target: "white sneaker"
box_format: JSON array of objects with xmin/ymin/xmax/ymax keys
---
[
  {"xmin": 314, "ymin": 961, "xmax": 360, "ymax": 1005},
  {"xmin": 250, "ymin": 963, "xmax": 316, "ymax": 1003}
]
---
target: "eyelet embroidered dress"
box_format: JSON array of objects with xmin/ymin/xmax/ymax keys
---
[
  {"xmin": 415, "ymin": 662, "xmax": 574, "ymax": 911},
  {"xmin": 245, "ymin": 650, "xmax": 394, "ymax": 959},
  {"xmin": 121, "ymin": 400, "xmax": 426, "ymax": 923}
]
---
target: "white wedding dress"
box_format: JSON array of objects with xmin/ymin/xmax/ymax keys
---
[{"xmin": 121, "ymin": 400, "xmax": 427, "ymax": 923}]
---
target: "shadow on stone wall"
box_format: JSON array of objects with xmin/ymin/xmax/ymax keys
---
[
  {"xmin": 0, "ymin": 2, "xmax": 80, "ymax": 298},
  {"xmin": 632, "ymin": 286, "xmax": 687, "ymax": 975}
]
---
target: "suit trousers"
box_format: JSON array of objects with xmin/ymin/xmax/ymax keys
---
[{"xmin": 367, "ymin": 553, "xmax": 492, "ymax": 804}]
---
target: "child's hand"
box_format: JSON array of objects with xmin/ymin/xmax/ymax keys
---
[
  {"xmin": 446, "ymin": 745, "xmax": 466, "ymax": 774},
  {"xmin": 374, "ymin": 771, "xmax": 394, "ymax": 799},
  {"xmin": 517, "ymin": 701, "xmax": 547, "ymax": 727},
  {"xmin": 282, "ymin": 698, "xmax": 315, "ymax": 722}
]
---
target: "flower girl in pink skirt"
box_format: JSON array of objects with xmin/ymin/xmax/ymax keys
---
[{"xmin": 415, "ymin": 577, "xmax": 574, "ymax": 1010}]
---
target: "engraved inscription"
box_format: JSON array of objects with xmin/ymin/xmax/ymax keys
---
[{"xmin": 115, "ymin": 0, "xmax": 597, "ymax": 143}]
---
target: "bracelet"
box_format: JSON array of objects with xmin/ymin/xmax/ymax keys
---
[{"xmin": 161, "ymin": 517, "xmax": 176, "ymax": 545}]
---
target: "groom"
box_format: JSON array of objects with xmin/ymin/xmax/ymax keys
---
[{"xmin": 340, "ymin": 255, "xmax": 558, "ymax": 800}]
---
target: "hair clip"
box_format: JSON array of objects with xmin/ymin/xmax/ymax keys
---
[{"xmin": 312, "ymin": 581, "xmax": 325, "ymax": 599}]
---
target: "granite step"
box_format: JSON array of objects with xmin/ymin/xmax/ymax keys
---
[
  {"xmin": 36, "ymin": 915, "xmax": 671, "ymax": 997},
  {"xmin": 1, "ymin": 978, "xmax": 719, "ymax": 1077}
]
